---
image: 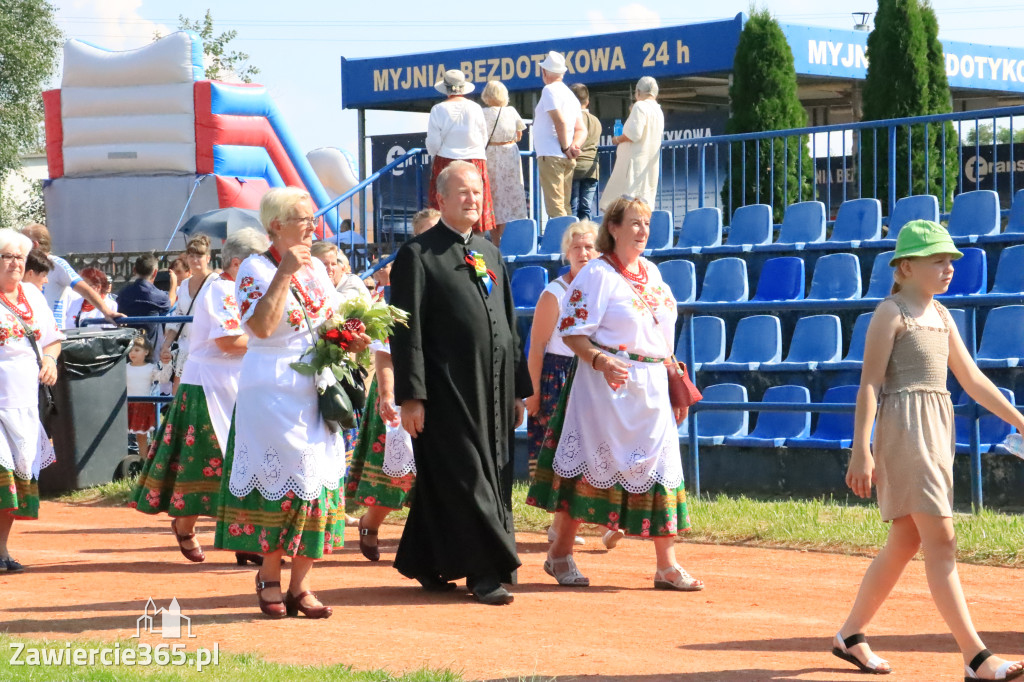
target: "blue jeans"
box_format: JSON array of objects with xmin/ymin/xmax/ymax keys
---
[{"xmin": 570, "ymin": 177, "xmax": 599, "ymax": 221}]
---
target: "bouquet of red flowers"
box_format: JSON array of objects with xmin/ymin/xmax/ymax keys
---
[{"xmin": 290, "ymin": 296, "xmax": 409, "ymax": 384}]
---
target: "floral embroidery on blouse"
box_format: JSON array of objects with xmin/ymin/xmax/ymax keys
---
[
  {"xmin": 558, "ymin": 289, "xmax": 589, "ymax": 332},
  {"xmin": 0, "ymin": 312, "xmax": 45, "ymax": 346},
  {"xmin": 215, "ymin": 293, "xmax": 243, "ymax": 335}
]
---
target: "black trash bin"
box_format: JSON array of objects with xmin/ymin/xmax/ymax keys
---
[{"xmin": 39, "ymin": 327, "xmax": 137, "ymax": 494}]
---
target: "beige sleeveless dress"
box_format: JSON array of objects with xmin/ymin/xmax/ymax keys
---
[{"xmin": 873, "ymin": 296, "xmax": 956, "ymax": 521}]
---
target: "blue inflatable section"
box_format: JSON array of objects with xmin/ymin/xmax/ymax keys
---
[
  {"xmin": 207, "ymin": 82, "xmax": 339, "ymax": 235},
  {"xmin": 212, "ymin": 145, "xmax": 284, "ymax": 187}
]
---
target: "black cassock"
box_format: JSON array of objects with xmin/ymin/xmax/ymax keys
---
[{"xmin": 390, "ymin": 222, "xmax": 532, "ymax": 584}]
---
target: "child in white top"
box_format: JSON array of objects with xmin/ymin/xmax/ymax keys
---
[{"xmin": 126, "ymin": 336, "xmax": 171, "ymax": 457}]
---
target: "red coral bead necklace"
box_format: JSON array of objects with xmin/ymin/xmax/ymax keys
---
[{"xmin": 0, "ymin": 284, "xmax": 33, "ymax": 322}]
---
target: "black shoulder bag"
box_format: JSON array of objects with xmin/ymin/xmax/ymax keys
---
[
  {"xmin": 0, "ymin": 293, "xmax": 57, "ymax": 422},
  {"xmin": 261, "ymin": 251, "xmax": 360, "ymax": 431}
]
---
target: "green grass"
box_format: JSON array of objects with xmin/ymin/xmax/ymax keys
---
[
  {"xmin": 0, "ymin": 634, "xmax": 461, "ymax": 682},
  {"xmin": 63, "ymin": 480, "xmax": 1024, "ymax": 568}
]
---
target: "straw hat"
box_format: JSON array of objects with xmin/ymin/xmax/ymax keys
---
[
  {"xmin": 434, "ymin": 69, "xmax": 475, "ymax": 96},
  {"xmin": 539, "ymin": 51, "xmax": 567, "ymax": 75}
]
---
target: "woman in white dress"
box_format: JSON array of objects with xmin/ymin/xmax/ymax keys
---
[
  {"xmin": 599, "ymin": 77, "xmax": 665, "ymax": 210},
  {"xmin": 214, "ymin": 188, "xmax": 370, "ymax": 619},
  {"xmin": 481, "ymin": 80, "xmax": 529, "ymax": 247},
  {"xmin": 132, "ymin": 228, "xmax": 268, "ymax": 567},
  {"xmin": 527, "ymin": 196, "xmax": 703, "ymax": 591},
  {"xmin": 0, "ymin": 229, "xmax": 63, "ymax": 573},
  {"xmin": 161, "ymin": 235, "xmax": 215, "ymax": 394}
]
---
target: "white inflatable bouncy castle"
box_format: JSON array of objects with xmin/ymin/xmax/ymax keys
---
[{"xmin": 43, "ymin": 32, "xmax": 366, "ymax": 252}]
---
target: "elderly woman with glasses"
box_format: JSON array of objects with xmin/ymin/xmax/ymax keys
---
[
  {"xmin": 599, "ymin": 77, "xmax": 664, "ymax": 211},
  {"xmin": 527, "ymin": 196, "xmax": 704, "ymax": 592},
  {"xmin": 0, "ymin": 229, "xmax": 63, "ymax": 573},
  {"xmin": 161, "ymin": 234, "xmax": 216, "ymax": 394},
  {"xmin": 132, "ymin": 228, "xmax": 269, "ymax": 568},
  {"xmin": 214, "ymin": 188, "xmax": 370, "ymax": 619}
]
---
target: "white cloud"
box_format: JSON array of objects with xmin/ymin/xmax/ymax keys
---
[
  {"xmin": 59, "ymin": 0, "xmax": 173, "ymax": 51},
  {"xmin": 582, "ymin": 3, "xmax": 663, "ymax": 36}
]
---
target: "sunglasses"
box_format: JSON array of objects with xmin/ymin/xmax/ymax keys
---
[{"xmin": 619, "ymin": 194, "xmax": 649, "ymax": 205}]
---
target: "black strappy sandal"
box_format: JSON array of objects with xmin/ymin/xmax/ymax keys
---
[
  {"xmin": 831, "ymin": 633, "xmax": 891, "ymax": 675},
  {"xmin": 964, "ymin": 649, "xmax": 1024, "ymax": 681}
]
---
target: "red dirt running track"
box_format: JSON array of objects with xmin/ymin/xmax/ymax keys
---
[{"xmin": 1, "ymin": 503, "xmax": 1021, "ymax": 681}]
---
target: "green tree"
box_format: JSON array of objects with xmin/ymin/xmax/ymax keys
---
[
  {"xmin": 165, "ymin": 10, "xmax": 259, "ymax": 83},
  {"xmin": 0, "ymin": 172, "xmax": 46, "ymax": 231},
  {"xmin": 921, "ymin": 2, "xmax": 959, "ymax": 205},
  {"xmin": 0, "ymin": 0, "xmax": 61, "ymax": 224},
  {"xmin": 721, "ymin": 8, "xmax": 813, "ymax": 222}
]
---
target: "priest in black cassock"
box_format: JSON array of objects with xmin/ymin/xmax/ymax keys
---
[{"xmin": 390, "ymin": 161, "xmax": 532, "ymax": 606}]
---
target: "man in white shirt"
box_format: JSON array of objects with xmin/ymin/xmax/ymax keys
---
[
  {"xmin": 21, "ymin": 223, "xmax": 121, "ymax": 329},
  {"xmin": 533, "ymin": 51, "xmax": 587, "ymax": 219}
]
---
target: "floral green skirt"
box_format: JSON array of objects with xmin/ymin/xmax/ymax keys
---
[
  {"xmin": 130, "ymin": 384, "xmax": 223, "ymax": 517},
  {"xmin": 347, "ymin": 379, "xmax": 415, "ymax": 510},
  {"xmin": 214, "ymin": 421, "xmax": 344, "ymax": 560},
  {"xmin": 527, "ymin": 362, "xmax": 691, "ymax": 538},
  {"xmin": 0, "ymin": 467, "xmax": 39, "ymax": 520}
]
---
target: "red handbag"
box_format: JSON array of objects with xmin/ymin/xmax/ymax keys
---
[{"xmin": 666, "ymin": 356, "xmax": 702, "ymax": 409}]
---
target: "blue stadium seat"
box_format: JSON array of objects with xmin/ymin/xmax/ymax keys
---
[
  {"xmin": 806, "ymin": 198, "xmax": 882, "ymax": 250},
  {"xmin": 657, "ymin": 259, "xmax": 696, "ymax": 303},
  {"xmin": 765, "ymin": 315, "xmax": 842, "ymax": 371},
  {"xmin": 752, "ymin": 257, "xmax": 805, "ymax": 301},
  {"xmin": 807, "ymin": 253, "xmax": 862, "ymax": 300},
  {"xmin": 699, "ymin": 258, "xmax": 749, "ymax": 302},
  {"xmin": 787, "ymin": 385, "xmax": 859, "ymax": 449},
  {"xmin": 500, "ymin": 219, "xmax": 537, "ymax": 259},
  {"xmin": 937, "ymin": 247, "xmax": 986, "ymax": 298},
  {"xmin": 822, "ymin": 312, "xmax": 873, "ymax": 370},
  {"xmin": 865, "ymin": 251, "xmax": 896, "ymax": 299},
  {"xmin": 679, "ymin": 383, "xmax": 748, "ymax": 445},
  {"xmin": 712, "ymin": 204, "xmax": 773, "ymax": 253},
  {"xmin": 724, "ymin": 385, "xmax": 811, "ymax": 447},
  {"xmin": 540, "ymin": 216, "xmax": 577, "ymax": 253},
  {"xmin": 943, "ymin": 308, "xmax": 969, "ymax": 348},
  {"xmin": 753, "ymin": 201, "xmax": 825, "ymax": 251},
  {"xmin": 980, "ymin": 188, "xmax": 1024, "ymax": 244},
  {"xmin": 954, "ymin": 388, "xmax": 1016, "ymax": 453},
  {"xmin": 644, "ymin": 210, "xmax": 674, "ymax": 252},
  {"xmin": 676, "ymin": 315, "xmax": 726, "ymax": 369},
  {"xmin": 976, "ymin": 305, "xmax": 1024, "ymax": 368},
  {"xmin": 661, "ymin": 207, "xmax": 721, "ymax": 255},
  {"xmin": 556, "ymin": 264, "xmax": 570, "ymax": 277},
  {"xmin": 511, "ymin": 266, "xmax": 548, "ymax": 310},
  {"xmin": 863, "ymin": 194, "xmax": 939, "ymax": 247},
  {"xmin": 703, "ymin": 315, "xmax": 782, "ymax": 371},
  {"xmin": 947, "ymin": 190, "xmax": 1000, "ymax": 244},
  {"xmin": 990, "ymin": 244, "xmax": 1024, "ymax": 295}
]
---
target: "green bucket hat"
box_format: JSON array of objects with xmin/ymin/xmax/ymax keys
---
[{"xmin": 889, "ymin": 220, "xmax": 963, "ymax": 266}]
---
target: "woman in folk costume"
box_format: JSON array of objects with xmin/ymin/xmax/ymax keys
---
[
  {"xmin": 215, "ymin": 188, "xmax": 370, "ymax": 619},
  {"xmin": 527, "ymin": 196, "xmax": 704, "ymax": 592},
  {"xmin": 0, "ymin": 229, "xmax": 63, "ymax": 573},
  {"xmin": 599, "ymin": 77, "xmax": 665, "ymax": 210},
  {"xmin": 131, "ymin": 228, "xmax": 269, "ymax": 566}
]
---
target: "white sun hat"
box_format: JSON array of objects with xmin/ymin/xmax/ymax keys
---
[
  {"xmin": 434, "ymin": 69, "xmax": 475, "ymax": 96},
  {"xmin": 539, "ymin": 51, "xmax": 567, "ymax": 75}
]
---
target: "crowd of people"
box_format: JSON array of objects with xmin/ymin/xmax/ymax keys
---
[{"xmin": 0, "ymin": 50, "xmax": 1022, "ymax": 678}]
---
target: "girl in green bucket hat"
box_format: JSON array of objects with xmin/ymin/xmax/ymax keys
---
[{"xmin": 832, "ymin": 220, "xmax": 1024, "ymax": 679}]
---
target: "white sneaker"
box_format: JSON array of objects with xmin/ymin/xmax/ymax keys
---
[{"xmin": 602, "ymin": 529, "xmax": 625, "ymax": 550}]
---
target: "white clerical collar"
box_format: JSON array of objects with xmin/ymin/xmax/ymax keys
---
[{"xmin": 445, "ymin": 223, "xmax": 473, "ymax": 245}]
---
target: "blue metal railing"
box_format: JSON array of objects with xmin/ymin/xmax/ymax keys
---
[{"xmin": 676, "ymin": 293, "xmax": 1024, "ymax": 511}]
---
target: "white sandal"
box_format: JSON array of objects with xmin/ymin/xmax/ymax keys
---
[
  {"xmin": 602, "ymin": 529, "xmax": 625, "ymax": 550},
  {"xmin": 543, "ymin": 553, "xmax": 590, "ymax": 587},
  {"xmin": 965, "ymin": 649, "xmax": 1024, "ymax": 681},
  {"xmin": 653, "ymin": 564, "xmax": 704, "ymax": 591},
  {"xmin": 831, "ymin": 633, "xmax": 891, "ymax": 675}
]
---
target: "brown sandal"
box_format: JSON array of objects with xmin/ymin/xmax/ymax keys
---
[
  {"xmin": 358, "ymin": 517, "xmax": 380, "ymax": 562},
  {"xmin": 284, "ymin": 590, "xmax": 332, "ymax": 619},
  {"xmin": 255, "ymin": 574, "xmax": 287, "ymax": 618},
  {"xmin": 171, "ymin": 518, "xmax": 205, "ymax": 563}
]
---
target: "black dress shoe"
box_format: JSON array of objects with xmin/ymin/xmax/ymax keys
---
[
  {"xmin": 3, "ymin": 557, "xmax": 25, "ymax": 573},
  {"xmin": 472, "ymin": 583, "xmax": 514, "ymax": 606},
  {"xmin": 415, "ymin": 574, "xmax": 457, "ymax": 592}
]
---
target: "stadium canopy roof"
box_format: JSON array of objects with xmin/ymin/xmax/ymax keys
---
[{"xmin": 340, "ymin": 13, "xmax": 1024, "ymax": 122}]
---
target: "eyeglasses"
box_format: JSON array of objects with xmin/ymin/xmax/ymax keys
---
[
  {"xmin": 0, "ymin": 254, "xmax": 26, "ymax": 263},
  {"xmin": 619, "ymin": 194, "xmax": 649, "ymax": 205},
  {"xmin": 288, "ymin": 216, "xmax": 318, "ymax": 227}
]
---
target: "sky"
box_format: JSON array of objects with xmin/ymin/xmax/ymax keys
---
[{"xmin": 51, "ymin": 0, "xmax": 1024, "ymax": 167}]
